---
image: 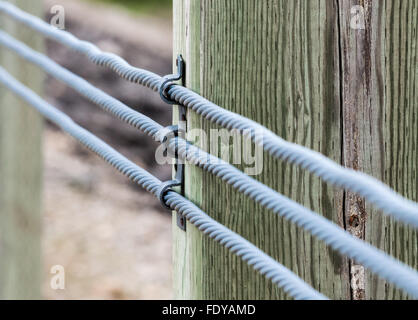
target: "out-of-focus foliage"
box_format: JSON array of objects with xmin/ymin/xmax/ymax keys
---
[{"xmin": 91, "ymin": 0, "xmax": 172, "ymax": 16}]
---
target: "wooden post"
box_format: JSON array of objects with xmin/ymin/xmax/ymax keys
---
[
  {"xmin": 0, "ymin": 0, "xmax": 43, "ymax": 299},
  {"xmin": 172, "ymin": 1, "xmax": 417, "ymax": 299},
  {"xmin": 338, "ymin": 0, "xmax": 418, "ymax": 299}
]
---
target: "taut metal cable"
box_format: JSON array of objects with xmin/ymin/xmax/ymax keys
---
[
  {"xmin": 1, "ymin": 0, "xmax": 416, "ymax": 228},
  {"xmin": 0, "ymin": 66, "xmax": 326, "ymax": 300},
  {"xmin": 0, "ymin": 1, "xmax": 162, "ymax": 91},
  {"xmin": 167, "ymin": 137, "xmax": 418, "ymax": 299},
  {"xmin": 0, "ymin": 30, "xmax": 164, "ymax": 141},
  {"xmin": 1, "ymin": 31, "xmax": 418, "ymax": 298}
]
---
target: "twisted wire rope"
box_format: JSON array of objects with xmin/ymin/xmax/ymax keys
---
[
  {"xmin": 1, "ymin": 31, "xmax": 418, "ymax": 298},
  {"xmin": 1, "ymin": 1, "xmax": 416, "ymax": 228},
  {"xmin": 167, "ymin": 85, "xmax": 418, "ymax": 229},
  {"xmin": 166, "ymin": 137, "xmax": 418, "ymax": 298},
  {"xmin": 0, "ymin": 66, "xmax": 326, "ymax": 300},
  {"xmin": 0, "ymin": 30, "xmax": 164, "ymax": 141},
  {"xmin": 0, "ymin": 1, "xmax": 162, "ymax": 91}
]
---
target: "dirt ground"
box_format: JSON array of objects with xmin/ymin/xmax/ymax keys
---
[
  {"xmin": 41, "ymin": 0, "xmax": 173, "ymax": 299},
  {"xmin": 42, "ymin": 130, "xmax": 172, "ymax": 300}
]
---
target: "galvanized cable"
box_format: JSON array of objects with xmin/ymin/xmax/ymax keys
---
[
  {"xmin": 166, "ymin": 137, "xmax": 418, "ymax": 299},
  {"xmin": 1, "ymin": 32, "xmax": 418, "ymax": 298},
  {"xmin": 0, "ymin": 66, "xmax": 326, "ymax": 300},
  {"xmin": 1, "ymin": 0, "xmax": 416, "ymax": 229},
  {"xmin": 166, "ymin": 86, "xmax": 418, "ymax": 229},
  {"xmin": 164, "ymin": 191, "xmax": 325, "ymax": 300},
  {"xmin": 0, "ymin": 1, "xmax": 162, "ymax": 91},
  {"xmin": 1, "ymin": 1, "xmax": 417, "ymax": 228},
  {"xmin": 0, "ymin": 30, "xmax": 164, "ymax": 140}
]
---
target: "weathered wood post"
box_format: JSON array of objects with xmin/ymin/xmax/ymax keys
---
[
  {"xmin": 0, "ymin": 0, "xmax": 43, "ymax": 299},
  {"xmin": 339, "ymin": 0, "xmax": 418, "ymax": 300},
  {"xmin": 172, "ymin": 0, "xmax": 417, "ymax": 299}
]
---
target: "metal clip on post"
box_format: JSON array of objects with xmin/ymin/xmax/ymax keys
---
[
  {"xmin": 158, "ymin": 55, "xmax": 186, "ymax": 231},
  {"xmin": 159, "ymin": 54, "xmax": 184, "ymax": 105}
]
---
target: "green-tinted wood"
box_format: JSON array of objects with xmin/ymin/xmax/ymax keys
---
[
  {"xmin": 172, "ymin": 0, "xmax": 205, "ymax": 299},
  {"xmin": 173, "ymin": 0, "xmax": 417, "ymax": 300},
  {"xmin": 0, "ymin": 0, "xmax": 43, "ymax": 299},
  {"xmin": 173, "ymin": 0, "xmax": 349, "ymax": 299}
]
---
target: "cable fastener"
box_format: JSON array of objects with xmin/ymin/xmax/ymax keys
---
[
  {"xmin": 157, "ymin": 124, "xmax": 186, "ymax": 231},
  {"xmin": 159, "ymin": 54, "xmax": 187, "ymax": 231},
  {"xmin": 158, "ymin": 179, "xmax": 181, "ymax": 210},
  {"xmin": 159, "ymin": 54, "xmax": 184, "ymax": 105}
]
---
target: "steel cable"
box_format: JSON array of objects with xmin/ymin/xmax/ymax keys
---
[
  {"xmin": 166, "ymin": 86, "xmax": 418, "ymax": 229},
  {"xmin": 1, "ymin": 1, "xmax": 416, "ymax": 228},
  {"xmin": 0, "ymin": 66, "xmax": 326, "ymax": 300},
  {"xmin": 1, "ymin": 31, "xmax": 417, "ymax": 298},
  {"xmin": 166, "ymin": 137, "xmax": 418, "ymax": 299},
  {"xmin": 0, "ymin": 1, "xmax": 162, "ymax": 90},
  {"xmin": 0, "ymin": 30, "xmax": 164, "ymax": 141}
]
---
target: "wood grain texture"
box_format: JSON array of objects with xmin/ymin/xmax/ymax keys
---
[
  {"xmin": 174, "ymin": 0, "xmax": 349, "ymax": 299},
  {"xmin": 173, "ymin": 0, "xmax": 417, "ymax": 299},
  {"xmin": 0, "ymin": 0, "xmax": 43, "ymax": 299},
  {"xmin": 338, "ymin": 0, "xmax": 418, "ymax": 299},
  {"xmin": 173, "ymin": 0, "xmax": 205, "ymax": 299}
]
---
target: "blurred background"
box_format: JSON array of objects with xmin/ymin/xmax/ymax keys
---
[{"xmin": 42, "ymin": 0, "xmax": 173, "ymax": 299}]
